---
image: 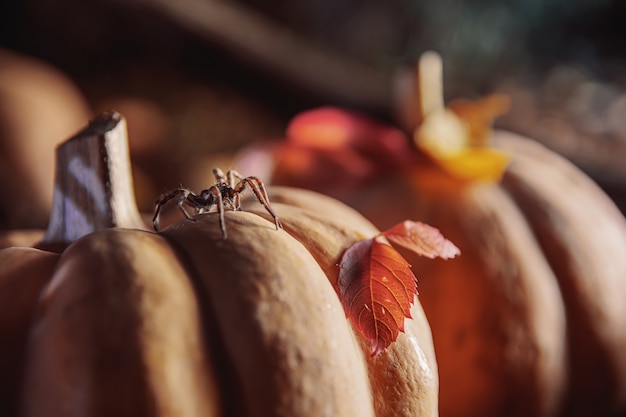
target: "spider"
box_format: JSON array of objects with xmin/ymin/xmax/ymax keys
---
[{"xmin": 152, "ymin": 168, "xmax": 282, "ymax": 239}]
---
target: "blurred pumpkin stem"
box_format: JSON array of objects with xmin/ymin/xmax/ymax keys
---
[
  {"xmin": 415, "ymin": 51, "xmax": 445, "ymax": 121},
  {"xmin": 37, "ymin": 111, "xmax": 145, "ymax": 252},
  {"xmin": 408, "ymin": 51, "xmax": 511, "ymax": 183}
]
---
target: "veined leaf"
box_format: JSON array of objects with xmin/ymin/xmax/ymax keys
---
[
  {"xmin": 339, "ymin": 221, "xmax": 459, "ymax": 355},
  {"xmin": 338, "ymin": 236, "xmax": 417, "ymax": 356},
  {"xmin": 383, "ymin": 220, "xmax": 460, "ymax": 260}
]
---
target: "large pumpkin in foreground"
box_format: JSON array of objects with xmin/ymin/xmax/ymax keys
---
[
  {"xmin": 240, "ymin": 102, "xmax": 626, "ymax": 417},
  {"xmin": 0, "ymin": 111, "xmax": 440, "ymax": 417}
]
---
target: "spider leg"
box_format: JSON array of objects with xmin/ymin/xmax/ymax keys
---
[
  {"xmin": 225, "ymin": 171, "xmax": 246, "ymax": 210},
  {"xmin": 243, "ymin": 173, "xmax": 271, "ymax": 205},
  {"xmin": 178, "ymin": 195, "xmax": 198, "ymax": 222},
  {"xmin": 226, "ymin": 169, "xmax": 238, "ymax": 188},
  {"xmin": 153, "ymin": 203, "xmax": 166, "ymax": 231},
  {"xmin": 235, "ymin": 177, "xmax": 282, "ymax": 230},
  {"xmin": 223, "ymin": 197, "xmax": 238, "ymax": 211},
  {"xmin": 226, "ymin": 171, "xmax": 243, "ymax": 210},
  {"xmin": 228, "ymin": 169, "xmax": 251, "ymax": 184},
  {"xmin": 153, "ymin": 188, "xmax": 193, "ymax": 231},
  {"xmin": 212, "ymin": 168, "xmax": 226, "ymax": 184},
  {"xmin": 231, "ymin": 192, "xmax": 242, "ymax": 211},
  {"xmin": 208, "ymin": 185, "xmax": 228, "ymax": 239}
]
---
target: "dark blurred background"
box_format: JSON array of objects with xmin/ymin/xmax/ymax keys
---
[{"xmin": 1, "ymin": 0, "xmax": 626, "ymax": 214}]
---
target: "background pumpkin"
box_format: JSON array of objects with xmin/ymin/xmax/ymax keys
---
[
  {"xmin": 352, "ymin": 129, "xmax": 626, "ymax": 417},
  {"xmin": 0, "ymin": 47, "xmax": 92, "ymax": 229},
  {"xmin": 237, "ymin": 57, "xmax": 626, "ymax": 417},
  {"xmin": 0, "ymin": 111, "xmax": 441, "ymax": 417}
]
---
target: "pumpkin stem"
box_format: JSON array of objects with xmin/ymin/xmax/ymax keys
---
[
  {"xmin": 395, "ymin": 51, "xmax": 445, "ymax": 132},
  {"xmin": 416, "ymin": 51, "xmax": 445, "ymax": 121},
  {"xmin": 37, "ymin": 111, "xmax": 145, "ymax": 252},
  {"xmin": 399, "ymin": 52, "xmax": 511, "ymax": 183}
]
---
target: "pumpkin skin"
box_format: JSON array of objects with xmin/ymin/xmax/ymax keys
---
[
  {"xmin": 375, "ymin": 151, "xmax": 568, "ymax": 417},
  {"xmin": 18, "ymin": 213, "xmax": 378, "ymax": 417},
  {"xmin": 3, "ymin": 192, "xmax": 441, "ymax": 417},
  {"xmin": 494, "ymin": 131, "xmax": 626, "ymax": 417},
  {"xmin": 0, "ymin": 248, "xmax": 59, "ymax": 417},
  {"xmin": 19, "ymin": 229, "xmax": 223, "ymax": 417},
  {"xmin": 251, "ymin": 187, "xmax": 440, "ymax": 417},
  {"xmin": 0, "ymin": 230, "xmax": 44, "ymax": 249},
  {"xmin": 396, "ymin": 131, "xmax": 626, "ymax": 417},
  {"xmin": 0, "ymin": 110, "xmax": 441, "ymax": 417},
  {"xmin": 162, "ymin": 208, "xmax": 374, "ymax": 417},
  {"xmin": 254, "ymin": 125, "xmax": 626, "ymax": 417}
]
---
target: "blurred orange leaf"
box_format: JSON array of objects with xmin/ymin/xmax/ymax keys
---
[
  {"xmin": 435, "ymin": 148, "xmax": 511, "ymax": 182},
  {"xmin": 448, "ymin": 93, "xmax": 511, "ymax": 146},
  {"xmin": 414, "ymin": 95, "xmax": 511, "ymax": 183}
]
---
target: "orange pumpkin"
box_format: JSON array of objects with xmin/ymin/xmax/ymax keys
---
[
  {"xmin": 351, "ymin": 130, "xmax": 626, "ymax": 417},
  {"xmin": 237, "ymin": 53, "xmax": 626, "ymax": 417},
  {"xmin": 0, "ymin": 111, "xmax": 441, "ymax": 417}
]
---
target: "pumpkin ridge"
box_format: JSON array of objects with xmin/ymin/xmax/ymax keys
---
[{"xmin": 158, "ymin": 230, "xmax": 248, "ymax": 417}]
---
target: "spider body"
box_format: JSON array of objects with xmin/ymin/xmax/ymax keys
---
[{"xmin": 153, "ymin": 168, "xmax": 282, "ymax": 239}]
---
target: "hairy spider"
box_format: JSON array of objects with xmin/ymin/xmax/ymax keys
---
[{"xmin": 152, "ymin": 168, "xmax": 282, "ymax": 239}]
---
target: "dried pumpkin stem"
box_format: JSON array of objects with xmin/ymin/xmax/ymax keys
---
[
  {"xmin": 398, "ymin": 51, "xmax": 445, "ymax": 131},
  {"xmin": 416, "ymin": 51, "xmax": 444, "ymax": 119},
  {"xmin": 38, "ymin": 111, "xmax": 145, "ymax": 252}
]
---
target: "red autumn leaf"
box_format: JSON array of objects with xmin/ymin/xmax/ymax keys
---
[
  {"xmin": 287, "ymin": 107, "xmax": 407, "ymax": 150},
  {"xmin": 338, "ymin": 236, "xmax": 417, "ymax": 356},
  {"xmin": 383, "ymin": 220, "xmax": 460, "ymax": 260},
  {"xmin": 286, "ymin": 107, "xmax": 359, "ymax": 150},
  {"xmin": 235, "ymin": 107, "xmax": 416, "ymax": 192},
  {"xmin": 286, "ymin": 107, "xmax": 413, "ymax": 166}
]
